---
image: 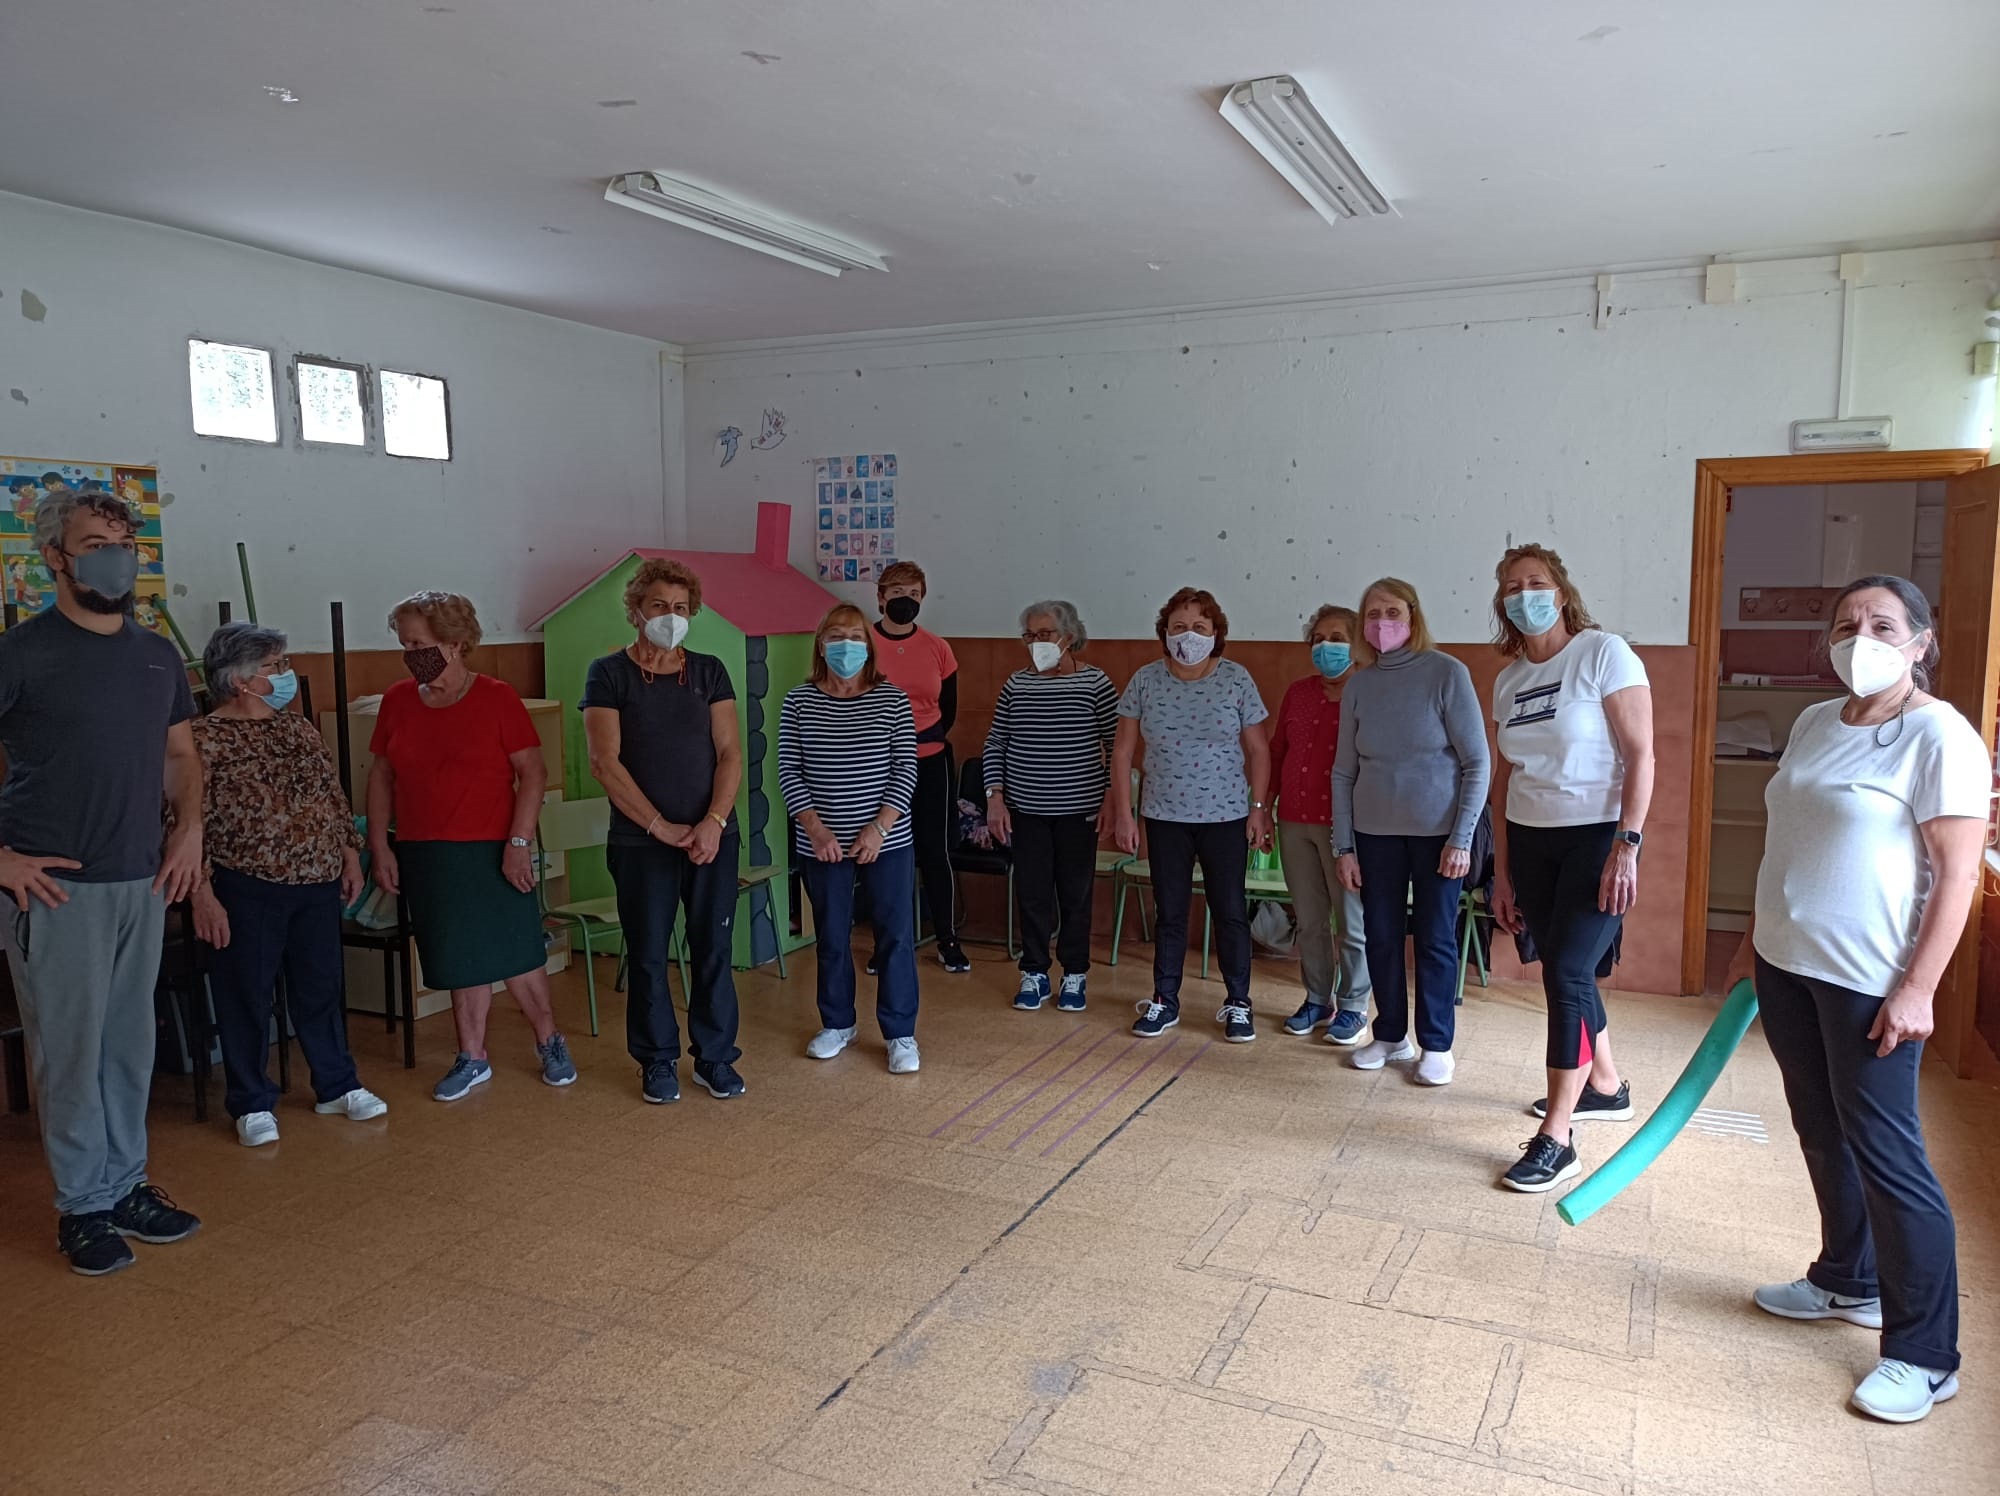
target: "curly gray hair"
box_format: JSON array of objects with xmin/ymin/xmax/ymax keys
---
[
  {"xmin": 202, "ymin": 621, "xmax": 289, "ymax": 702},
  {"xmin": 31, "ymin": 490, "xmax": 141, "ymax": 553},
  {"xmin": 1020, "ymin": 599, "xmax": 1088, "ymax": 651}
]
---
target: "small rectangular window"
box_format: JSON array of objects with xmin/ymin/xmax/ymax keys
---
[
  {"xmin": 380, "ymin": 369, "xmax": 451, "ymax": 460},
  {"xmin": 295, "ymin": 358, "xmax": 368, "ymax": 446},
  {"xmin": 188, "ymin": 339, "xmax": 278, "ymax": 443}
]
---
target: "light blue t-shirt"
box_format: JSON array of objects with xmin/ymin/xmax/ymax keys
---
[{"xmin": 1118, "ymin": 658, "xmax": 1269, "ymax": 823}]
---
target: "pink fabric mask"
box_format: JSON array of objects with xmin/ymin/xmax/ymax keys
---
[{"xmin": 1364, "ymin": 618, "xmax": 1410, "ymax": 652}]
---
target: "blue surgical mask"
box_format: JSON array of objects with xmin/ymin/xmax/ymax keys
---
[
  {"xmin": 1504, "ymin": 589, "xmax": 1562, "ymax": 636},
  {"xmin": 824, "ymin": 639, "xmax": 869, "ymax": 680},
  {"xmin": 1311, "ymin": 642, "xmax": 1351, "ymax": 679},
  {"xmin": 261, "ymin": 669, "xmax": 299, "ymax": 712}
]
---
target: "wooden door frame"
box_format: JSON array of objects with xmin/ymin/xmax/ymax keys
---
[{"xmin": 1681, "ymin": 449, "xmax": 1992, "ymax": 995}]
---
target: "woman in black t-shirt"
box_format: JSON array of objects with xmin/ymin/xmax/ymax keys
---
[{"xmin": 581, "ymin": 559, "xmax": 746, "ymax": 1104}]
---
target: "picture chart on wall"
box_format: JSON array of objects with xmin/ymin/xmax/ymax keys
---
[
  {"xmin": 813, "ymin": 452, "xmax": 898, "ymax": 582},
  {"xmin": 0, "ymin": 455, "xmax": 170, "ymax": 637}
]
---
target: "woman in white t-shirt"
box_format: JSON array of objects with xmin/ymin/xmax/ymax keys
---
[
  {"xmin": 1487, "ymin": 544, "xmax": 1654, "ymax": 1194},
  {"xmin": 1723, "ymin": 575, "xmax": 1987, "ymax": 1425}
]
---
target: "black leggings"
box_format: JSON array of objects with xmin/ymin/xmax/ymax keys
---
[
  {"xmin": 1507, "ymin": 820, "xmax": 1622, "ymax": 1069},
  {"xmin": 913, "ymin": 752, "xmax": 957, "ymax": 944}
]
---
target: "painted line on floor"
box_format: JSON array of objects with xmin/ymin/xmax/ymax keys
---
[
  {"xmin": 967, "ymin": 1029, "xmax": 1123, "ymax": 1144},
  {"xmin": 1008, "ymin": 1037, "xmax": 1147, "ymax": 1151},
  {"xmin": 927, "ymin": 1027, "xmax": 1082, "ymax": 1138},
  {"xmin": 1037, "ymin": 1038, "xmax": 1211, "ymax": 1158}
]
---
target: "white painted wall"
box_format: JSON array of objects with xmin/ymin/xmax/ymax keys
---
[
  {"xmin": 681, "ymin": 244, "xmax": 1999, "ymax": 644},
  {"xmin": 1721, "ymin": 482, "xmax": 1932, "ymax": 630},
  {"xmin": 0, "ymin": 191, "xmax": 681, "ymax": 651}
]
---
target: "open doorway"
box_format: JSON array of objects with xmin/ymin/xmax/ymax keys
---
[{"xmin": 1683, "ymin": 450, "xmax": 1998, "ymax": 1073}]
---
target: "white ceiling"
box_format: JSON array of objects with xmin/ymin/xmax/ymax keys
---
[{"xmin": 5, "ymin": 1, "xmax": 1998, "ymax": 346}]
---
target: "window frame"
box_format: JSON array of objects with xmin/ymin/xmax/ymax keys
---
[
  {"xmin": 290, "ymin": 354, "xmax": 374, "ymax": 450},
  {"xmin": 187, "ymin": 336, "xmax": 281, "ymax": 446},
  {"xmin": 378, "ymin": 367, "xmax": 454, "ymax": 462}
]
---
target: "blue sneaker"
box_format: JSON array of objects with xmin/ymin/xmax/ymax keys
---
[
  {"xmin": 1325, "ymin": 1010, "xmax": 1370, "ymax": 1047},
  {"xmin": 1057, "ymin": 973, "xmax": 1088, "ymax": 1011},
  {"xmin": 1014, "ymin": 972, "xmax": 1051, "ymax": 1010},
  {"xmin": 433, "ymin": 1053, "xmax": 492, "ymax": 1102},
  {"xmin": 537, "ymin": 1033, "xmax": 577, "ymax": 1088},
  {"xmin": 1283, "ymin": 1001, "xmax": 1333, "ymax": 1036},
  {"xmin": 1132, "ymin": 999, "xmax": 1179, "ymax": 1037}
]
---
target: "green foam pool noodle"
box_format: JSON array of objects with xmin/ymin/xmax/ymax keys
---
[{"xmin": 1558, "ymin": 979, "xmax": 1760, "ymax": 1227}]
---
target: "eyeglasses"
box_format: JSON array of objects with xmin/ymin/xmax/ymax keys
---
[
  {"xmin": 1021, "ymin": 630, "xmax": 1063, "ymax": 643},
  {"xmin": 260, "ymin": 657, "xmax": 292, "ymax": 675}
]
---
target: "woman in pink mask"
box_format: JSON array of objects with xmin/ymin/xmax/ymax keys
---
[{"xmin": 1330, "ymin": 578, "xmax": 1490, "ymax": 1086}]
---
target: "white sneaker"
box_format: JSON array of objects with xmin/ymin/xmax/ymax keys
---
[
  {"xmin": 887, "ymin": 1037, "xmax": 921, "ymax": 1074},
  {"xmin": 1752, "ymin": 1278, "xmax": 1884, "ymax": 1329},
  {"xmin": 1851, "ymin": 1358, "xmax": 1958, "ymax": 1423},
  {"xmin": 235, "ymin": 1111, "xmax": 279, "ymax": 1147},
  {"xmin": 806, "ymin": 1026, "xmax": 858, "ymax": 1060},
  {"xmin": 1415, "ymin": 1050, "xmax": 1456, "ymax": 1086},
  {"xmin": 314, "ymin": 1087, "xmax": 389, "ymax": 1121},
  {"xmin": 1351, "ymin": 1038, "xmax": 1416, "ymax": 1070}
]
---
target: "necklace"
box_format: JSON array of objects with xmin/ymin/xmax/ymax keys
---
[
  {"xmin": 629, "ymin": 645, "xmax": 685, "ymax": 687},
  {"xmin": 1843, "ymin": 681, "xmax": 1917, "ymax": 746}
]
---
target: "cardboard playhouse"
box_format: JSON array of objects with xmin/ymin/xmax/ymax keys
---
[{"xmin": 536, "ymin": 503, "xmax": 837, "ymax": 969}]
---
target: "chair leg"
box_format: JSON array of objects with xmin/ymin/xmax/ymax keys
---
[
  {"xmin": 1474, "ymin": 912, "xmax": 1490, "ymax": 987},
  {"xmin": 1006, "ymin": 867, "xmax": 1019, "ymax": 961},
  {"xmin": 578, "ymin": 923, "xmax": 599, "ymax": 1038},
  {"xmin": 1201, "ymin": 899, "xmax": 1211, "ymax": 981},
  {"xmin": 3, "ymin": 1032, "xmax": 27, "ymax": 1114},
  {"xmin": 615, "ymin": 952, "xmax": 628, "ymax": 993},
  {"xmin": 398, "ymin": 939, "xmax": 417, "ymax": 1070},
  {"xmin": 1456, "ymin": 904, "xmax": 1472, "ymax": 1007},
  {"xmin": 1109, "ymin": 875, "xmax": 1126, "ymax": 967},
  {"xmin": 383, "ymin": 947, "xmax": 396, "ymax": 1033},
  {"xmin": 772, "ymin": 887, "xmax": 789, "ymax": 978},
  {"xmin": 1138, "ymin": 887, "xmax": 1152, "ymax": 942},
  {"xmin": 185, "ymin": 979, "xmax": 210, "ymax": 1125}
]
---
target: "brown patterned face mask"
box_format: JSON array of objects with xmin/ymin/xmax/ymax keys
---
[{"xmin": 402, "ymin": 645, "xmax": 448, "ymax": 685}]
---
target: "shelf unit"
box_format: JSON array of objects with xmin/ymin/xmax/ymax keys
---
[{"xmin": 1707, "ymin": 681, "xmax": 1841, "ymax": 928}]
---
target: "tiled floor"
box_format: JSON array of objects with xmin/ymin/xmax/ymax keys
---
[{"xmin": 3, "ymin": 944, "xmax": 1996, "ymax": 1495}]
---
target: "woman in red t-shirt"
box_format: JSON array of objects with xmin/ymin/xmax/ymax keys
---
[
  {"xmin": 871, "ymin": 560, "xmax": 968, "ymax": 972},
  {"xmin": 367, "ymin": 591, "xmax": 573, "ymax": 1101},
  {"xmin": 1270, "ymin": 605, "xmax": 1373, "ymax": 1046}
]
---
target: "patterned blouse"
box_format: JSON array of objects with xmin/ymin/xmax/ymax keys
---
[{"xmin": 193, "ymin": 712, "xmax": 361, "ymax": 885}]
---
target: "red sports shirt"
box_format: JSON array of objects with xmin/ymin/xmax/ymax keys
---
[{"xmin": 369, "ymin": 675, "xmax": 540, "ymax": 841}]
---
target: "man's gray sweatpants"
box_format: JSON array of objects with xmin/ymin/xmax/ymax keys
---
[{"xmin": 3, "ymin": 878, "xmax": 166, "ymax": 1215}]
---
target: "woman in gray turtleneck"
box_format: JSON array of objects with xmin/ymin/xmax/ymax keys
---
[{"xmin": 1331, "ymin": 577, "xmax": 1490, "ymax": 1086}]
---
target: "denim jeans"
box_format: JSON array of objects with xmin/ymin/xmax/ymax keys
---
[
  {"xmin": 1355, "ymin": 831, "xmax": 1462, "ymax": 1052},
  {"xmin": 608, "ymin": 833, "xmax": 742, "ymax": 1067},
  {"xmin": 801, "ymin": 847, "xmax": 919, "ymax": 1039}
]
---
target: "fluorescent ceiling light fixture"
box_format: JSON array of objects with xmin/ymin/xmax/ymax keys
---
[
  {"xmin": 604, "ymin": 171, "xmax": 887, "ymax": 276},
  {"xmin": 1220, "ymin": 76, "xmax": 1395, "ymax": 224}
]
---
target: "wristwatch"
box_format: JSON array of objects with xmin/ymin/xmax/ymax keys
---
[
  {"xmin": 508, "ymin": 836, "xmax": 531, "ymax": 849},
  {"xmin": 1334, "ymin": 846, "xmax": 1355, "ymax": 857},
  {"xmin": 1614, "ymin": 829, "xmax": 1643, "ymax": 849}
]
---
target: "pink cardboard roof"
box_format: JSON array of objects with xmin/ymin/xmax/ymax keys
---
[{"xmin": 534, "ymin": 503, "xmax": 840, "ymax": 636}]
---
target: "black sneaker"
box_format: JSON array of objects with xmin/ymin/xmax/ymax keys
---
[
  {"xmin": 1132, "ymin": 999, "xmax": 1179, "ymax": 1037},
  {"xmin": 1530, "ymin": 1080, "xmax": 1633, "ymax": 1122},
  {"xmin": 1217, "ymin": 1003, "xmax": 1255, "ymax": 1043},
  {"xmin": 109, "ymin": 1183, "xmax": 201, "ymax": 1244},
  {"xmin": 937, "ymin": 941, "xmax": 972, "ymax": 974},
  {"xmin": 641, "ymin": 1063, "xmax": 681, "ymax": 1104},
  {"xmin": 1501, "ymin": 1133, "xmax": 1582, "ymax": 1194},
  {"xmin": 59, "ymin": 1212, "xmax": 135, "ymax": 1277},
  {"xmin": 694, "ymin": 1060, "xmax": 747, "ymax": 1099}
]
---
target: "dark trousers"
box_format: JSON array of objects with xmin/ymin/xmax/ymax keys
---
[
  {"xmin": 608, "ymin": 835, "xmax": 742, "ymax": 1067},
  {"xmin": 913, "ymin": 752, "xmax": 957, "ymax": 943},
  {"xmin": 1507, "ymin": 820, "xmax": 1622, "ymax": 1069},
  {"xmin": 1012, "ymin": 812, "xmax": 1097, "ymax": 976},
  {"xmin": 1355, "ymin": 831, "xmax": 1462, "ymax": 1052},
  {"xmin": 802, "ymin": 847, "xmax": 919, "ymax": 1039},
  {"xmin": 1145, "ymin": 817, "xmax": 1250, "ymax": 1006},
  {"xmin": 205, "ymin": 867, "xmax": 359, "ymax": 1118},
  {"xmin": 1755, "ymin": 955, "xmax": 1959, "ymax": 1371}
]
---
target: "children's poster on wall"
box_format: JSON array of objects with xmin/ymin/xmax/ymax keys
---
[
  {"xmin": 0, "ymin": 456, "xmax": 169, "ymax": 637},
  {"xmin": 812, "ymin": 453, "xmax": 897, "ymax": 583}
]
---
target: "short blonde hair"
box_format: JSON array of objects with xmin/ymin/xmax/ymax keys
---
[
  {"xmin": 389, "ymin": 590, "xmax": 483, "ymax": 649},
  {"xmin": 1491, "ymin": 543, "xmax": 1598, "ymax": 659},
  {"xmin": 624, "ymin": 557, "xmax": 704, "ymax": 627},
  {"xmin": 1360, "ymin": 577, "xmax": 1433, "ymax": 652},
  {"xmin": 808, "ymin": 603, "xmax": 883, "ymax": 689}
]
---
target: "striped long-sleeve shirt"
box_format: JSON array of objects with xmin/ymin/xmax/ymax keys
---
[
  {"xmin": 778, "ymin": 681, "xmax": 919, "ymax": 856},
  {"xmin": 981, "ymin": 666, "xmax": 1118, "ymax": 816}
]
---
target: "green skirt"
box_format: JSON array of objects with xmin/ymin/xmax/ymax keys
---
[{"xmin": 398, "ymin": 840, "xmax": 546, "ymax": 991}]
